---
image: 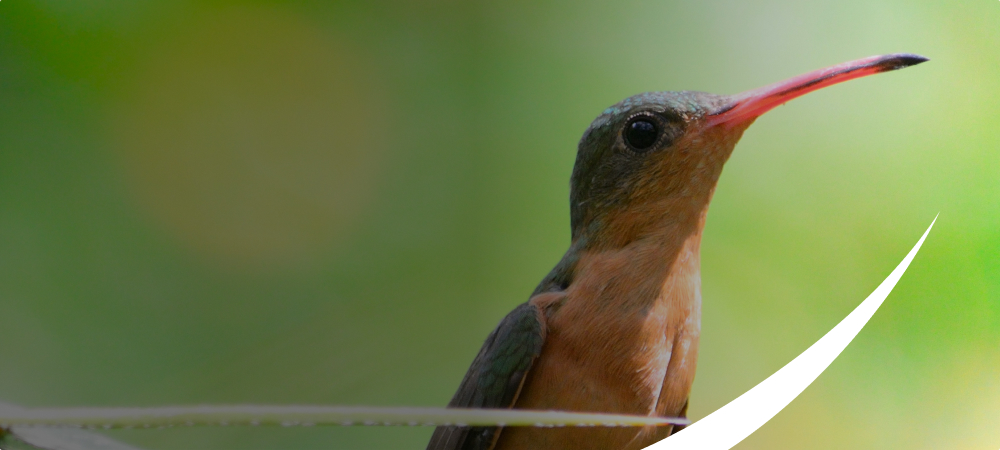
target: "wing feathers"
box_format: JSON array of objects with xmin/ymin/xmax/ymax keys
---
[{"xmin": 426, "ymin": 302, "xmax": 547, "ymax": 450}]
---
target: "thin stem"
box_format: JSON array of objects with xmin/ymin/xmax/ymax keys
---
[{"xmin": 0, "ymin": 405, "xmax": 689, "ymax": 429}]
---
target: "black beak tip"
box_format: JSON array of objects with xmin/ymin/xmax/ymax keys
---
[{"xmin": 876, "ymin": 53, "xmax": 930, "ymax": 72}]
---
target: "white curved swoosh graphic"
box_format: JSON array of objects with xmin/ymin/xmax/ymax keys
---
[{"xmin": 650, "ymin": 215, "xmax": 937, "ymax": 450}]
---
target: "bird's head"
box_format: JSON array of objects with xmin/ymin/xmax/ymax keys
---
[{"xmin": 569, "ymin": 53, "xmax": 927, "ymax": 248}]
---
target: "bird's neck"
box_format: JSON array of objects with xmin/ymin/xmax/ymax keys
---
[
  {"xmin": 537, "ymin": 192, "xmax": 713, "ymax": 313},
  {"xmin": 584, "ymin": 206, "xmax": 706, "ymax": 311}
]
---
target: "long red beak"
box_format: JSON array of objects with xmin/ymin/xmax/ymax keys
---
[{"xmin": 706, "ymin": 53, "xmax": 928, "ymax": 128}]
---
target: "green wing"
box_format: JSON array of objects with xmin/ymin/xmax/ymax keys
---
[{"xmin": 426, "ymin": 302, "xmax": 546, "ymax": 450}]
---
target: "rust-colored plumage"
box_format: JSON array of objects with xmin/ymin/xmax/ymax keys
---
[{"xmin": 428, "ymin": 54, "xmax": 927, "ymax": 450}]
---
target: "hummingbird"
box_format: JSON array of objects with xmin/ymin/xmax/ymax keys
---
[{"xmin": 427, "ymin": 53, "xmax": 928, "ymax": 450}]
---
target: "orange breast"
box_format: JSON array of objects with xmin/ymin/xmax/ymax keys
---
[{"xmin": 494, "ymin": 229, "xmax": 704, "ymax": 450}]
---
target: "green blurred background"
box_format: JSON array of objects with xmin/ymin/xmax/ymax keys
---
[{"xmin": 0, "ymin": 0, "xmax": 997, "ymax": 449}]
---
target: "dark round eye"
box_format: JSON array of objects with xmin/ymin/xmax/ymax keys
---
[{"xmin": 624, "ymin": 118, "xmax": 660, "ymax": 151}]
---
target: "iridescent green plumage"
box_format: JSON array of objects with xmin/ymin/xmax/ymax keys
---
[{"xmin": 427, "ymin": 303, "xmax": 546, "ymax": 450}]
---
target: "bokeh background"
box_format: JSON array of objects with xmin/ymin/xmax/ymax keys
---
[{"xmin": 0, "ymin": 1, "xmax": 997, "ymax": 449}]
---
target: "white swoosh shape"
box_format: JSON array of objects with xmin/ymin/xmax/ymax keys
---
[{"xmin": 650, "ymin": 215, "xmax": 937, "ymax": 450}]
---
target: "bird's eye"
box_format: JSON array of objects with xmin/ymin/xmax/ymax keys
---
[{"xmin": 624, "ymin": 118, "xmax": 660, "ymax": 151}]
